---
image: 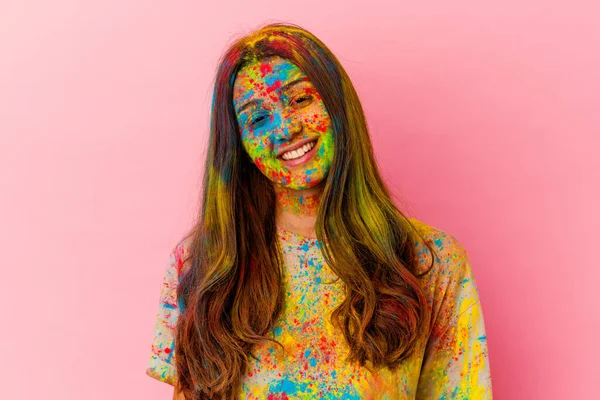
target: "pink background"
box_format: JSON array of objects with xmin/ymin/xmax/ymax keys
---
[{"xmin": 1, "ymin": 1, "xmax": 598, "ymax": 399}]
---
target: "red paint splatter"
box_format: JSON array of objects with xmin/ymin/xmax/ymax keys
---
[
  {"xmin": 260, "ymin": 62, "xmax": 273, "ymax": 77},
  {"xmin": 315, "ymin": 122, "xmax": 329, "ymax": 132},
  {"xmin": 266, "ymin": 79, "xmax": 282, "ymax": 94}
]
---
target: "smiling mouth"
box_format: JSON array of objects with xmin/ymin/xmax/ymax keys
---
[{"xmin": 277, "ymin": 139, "xmax": 318, "ymax": 161}]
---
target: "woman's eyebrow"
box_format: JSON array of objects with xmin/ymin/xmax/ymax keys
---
[
  {"xmin": 278, "ymin": 76, "xmax": 310, "ymax": 94},
  {"xmin": 236, "ymin": 98, "xmax": 261, "ymax": 115},
  {"xmin": 235, "ymin": 77, "xmax": 310, "ymax": 114}
]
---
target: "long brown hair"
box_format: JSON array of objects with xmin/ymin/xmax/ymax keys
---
[{"xmin": 174, "ymin": 22, "xmax": 436, "ymax": 399}]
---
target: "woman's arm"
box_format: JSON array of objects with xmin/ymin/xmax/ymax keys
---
[{"xmin": 415, "ymin": 236, "xmax": 493, "ymax": 398}]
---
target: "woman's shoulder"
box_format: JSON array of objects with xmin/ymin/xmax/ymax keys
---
[
  {"xmin": 406, "ymin": 216, "xmax": 472, "ymax": 284},
  {"xmin": 406, "ymin": 217, "xmax": 484, "ymax": 342},
  {"xmin": 406, "ymin": 216, "xmax": 481, "ymax": 318},
  {"xmin": 408, "ymin": 216, "xmax": 468, "ymax": 262}
]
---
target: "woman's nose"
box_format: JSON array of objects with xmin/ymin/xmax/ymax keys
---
[{"xmin": 273, "ymin": 110, "xmax": 303, "ymax": 141}]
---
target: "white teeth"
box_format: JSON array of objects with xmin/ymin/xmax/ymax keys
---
[{"xmin": 281, "ymin": 141, "xmax": 316, "ymax": 160}]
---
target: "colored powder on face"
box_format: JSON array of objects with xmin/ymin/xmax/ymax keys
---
[{"xmin": 233, "ymin": 56, "xmax": 335, "ymax": 191}]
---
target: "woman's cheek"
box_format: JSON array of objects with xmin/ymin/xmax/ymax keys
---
[
  {"xmin": 245, "ymin": 136, "xmax": 274, "ymax": 169},
  {"xmin": 301, "ymin": 103, "xmax": 330, "ymax": 131},
  {"xmin": 304, "ymin": 115, "xmax": 330, "ymax": 133},
  {"xmin": 248, "ymin": 143, "xmax": 264, "ymax": 161}
]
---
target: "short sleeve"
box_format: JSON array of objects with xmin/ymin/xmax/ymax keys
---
[
  {"xmin": 145, "ymin": 244, "xmax": 186, "ymax": 386},
  {"xmin": 416, "ymin": 237, "xmax": 493, "ymax": 399}
]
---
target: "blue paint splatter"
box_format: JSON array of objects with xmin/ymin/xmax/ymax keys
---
[{"xmin": 269, "ymin": 378, "xmax": 308, "ymax": 395}]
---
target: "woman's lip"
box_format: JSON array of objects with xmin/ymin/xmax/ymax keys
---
[
  {"xmin": 278, "ymin": 138, "xmax": 319, "ymax": 167},
  {"xmin": 276, "ymin": 138, "xmax": 318, "ymax": 158}
]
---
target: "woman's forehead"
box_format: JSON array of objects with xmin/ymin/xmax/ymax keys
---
[
  {"xmin": 233, "ymin": 57, "xmax": 308, "ymax": 103},
  {"xmin": 237, "ymin": 57, "xmax": 305, "ymax": 82}
]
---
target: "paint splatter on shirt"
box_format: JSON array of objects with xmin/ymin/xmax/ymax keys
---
[{"xmin": 146, "ymin": 218, "xmax": 493, "ymax": 399}]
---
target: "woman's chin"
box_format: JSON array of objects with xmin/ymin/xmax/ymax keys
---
[{"xmin": 282, "ymin": 176, "xmax": 326, "ymax": 191}]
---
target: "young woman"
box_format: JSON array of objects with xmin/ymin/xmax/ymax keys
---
[{"xmin": 146, "ymin": 23, "xmax": 493, "ymax": 399}]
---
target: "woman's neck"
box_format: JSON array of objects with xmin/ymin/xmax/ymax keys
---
[{"xmin": 273, "ymin": 183, "xmax": 323, "ymax": 237}]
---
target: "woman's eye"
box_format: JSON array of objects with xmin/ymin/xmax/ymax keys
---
[
  {"xmin": 251, "ymin": 115, "xmax": 267, "ymax": 126},
  {"xmin": 293, "ymin": 95, "xmax": 313, "ymax": 106}
]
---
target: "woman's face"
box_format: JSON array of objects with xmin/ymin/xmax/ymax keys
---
[{"xmin": 233, "ymin": 56, "xmax": 335, "ymax": 191}]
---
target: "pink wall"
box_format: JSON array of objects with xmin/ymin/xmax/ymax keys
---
[{"xmin": 1, "ymin": 1, "xmax": 598, "ymax": 399}]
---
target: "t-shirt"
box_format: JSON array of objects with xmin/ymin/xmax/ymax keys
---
[{"xmin": 146, "ymin": 217, "xmax": 493, "ymax": 399}]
